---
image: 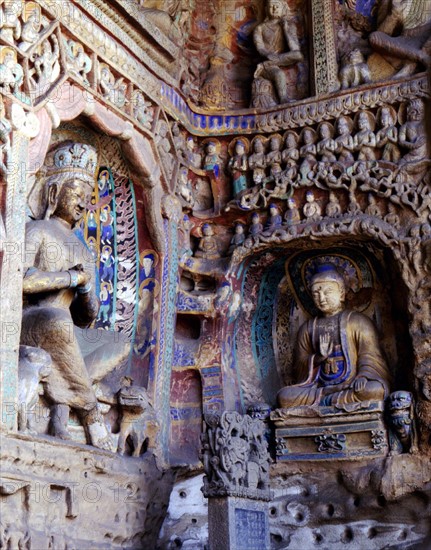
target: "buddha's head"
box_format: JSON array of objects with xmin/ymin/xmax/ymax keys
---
[{"xmin": 310, "ymin": 264, "xmax": 346, "ymax": 316}]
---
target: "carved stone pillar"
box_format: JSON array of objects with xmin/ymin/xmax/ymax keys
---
[
  {"xmin": 0, "ymin": 104, "xmax": 40, "ymax": 430},
  {"xmin": 201, "ymin": 411, "xmax": 271, "ymax": 550},
  {"xmin": 309, "ymin": 0, "xmax": 339, "ymax": 95}
]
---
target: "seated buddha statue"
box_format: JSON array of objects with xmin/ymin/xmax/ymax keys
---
[{"xmin": 277, "ymin": 264, "xmax": 391, "ymax": 412}]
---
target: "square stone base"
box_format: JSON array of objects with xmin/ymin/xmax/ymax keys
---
[
  {"xmin": 272, "ymin": 402, "xmax": 389, "ymax": 462},
  {"xmin": 208, "ymin": 496, "xmax": 270, "ymax": 550}
]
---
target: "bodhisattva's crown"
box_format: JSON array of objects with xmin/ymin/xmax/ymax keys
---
[{"xmin": 44, "ymin": 141, "xmax": 98, "ymax": 182}]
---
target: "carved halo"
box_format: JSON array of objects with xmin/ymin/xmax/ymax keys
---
[
  {"xmin": 354, "ymin": 110, "xmax": 376, "ymax": 131},
  {"xmin": 299, "ymin": 126, "xmax": 317, "ymax": 143},
  {"xmin": 282, "ymin": 129, "xmax": 299, "ymax": 145},
  {"xmin": 317, "ymin": 121, "xmax": 335, "ymax": 138},
  {"xmin": 228, "ymin": 136, "xmax": 250, "ymax": 156},
  {"xmin": 250, "ymin": 134, "xmax": 268, "ymax": 151},
  {"xmin": 285, "ymin": 248, "xmax": 376, "ymax": 316}
]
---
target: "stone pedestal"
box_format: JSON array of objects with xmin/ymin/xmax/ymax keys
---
[
  {"xmin": 271, "ymin": 402, "xmax": 389, "ymax": 462},
  {"xmin": 208, "ymin": 497, "xmax": 270, "ymax": 550}
]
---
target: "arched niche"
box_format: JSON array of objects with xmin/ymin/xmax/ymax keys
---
[{"xmin": 233, "ymin": 238, "xmax": 414, "ymax": 409}]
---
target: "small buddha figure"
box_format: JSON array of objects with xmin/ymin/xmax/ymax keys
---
[
  {"xmin": 277, "ymin": 264, "xmax": 391, "ymax": 411},
  {"xmin": 264, "ymin": 203, "xmax": 282, "ymax": 233},
  {"xmin": 317, "ymin": 122, "xmax": 337, "ymax": 163},
  {"xmin": 249, "ymin": 137, "xmax": 267, "ymax": 181},
  {"xmin": 353, "ymin": 111, "xmax": 377, "ymax": 161},
  {"xmin": 299, "ymin": 127, "xmax": 317, "ymax": 182},
  {"xmin": 398, "ymin": 99, "xmax": 428, "ymax": 165},
  {"xmin": 303, "ymin": 190, "xmax": 321, "ymax": 221},
  {"xmin": 384, "ymin": 203, "xmax": 400, "ymax": 228},
  {"xmin": 195, "ymin": 223, "xmax": 220, "ymax": 260},
  {"xmin": 376, "ymin": 106, "xmax": 400, "ymax": 163},
  {"xmin": 365, "ymin": 194, "xmax": 382, "ymax": 217},
  {"xmin": 335, "ymin": 116, "xmax": 355, "ymax": 166},
  {"xmin": 325, "ymin": 192, "xmax": 342, "ymax": 218},
  {"xmin": 284, "ymin": 197, "xmax": 300, "ymax": 227},
  {"xmin": 19, "ymin": 4, "xmax": 42, "ymax": 52},
  {"xmin": 228, "ymin": 138, "xmax": 249, "ymax": 197},
  {"xmin": 281, "ymin": 130, "xmax": 299, "ymax": 167},
  {"xmin": 228, "ymin": 223, "xmax": 246, "ymax": 254},
  {"xmin": 266, "ymin": 134, "xmax": 282, "ymax": 171}
]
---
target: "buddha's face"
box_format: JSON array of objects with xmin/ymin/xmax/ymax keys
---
[
  {"xmin": 358, "ymin": 112, "xmax": 370, "ymax": 130},
  {"xmin": 306, "ymin": 193, "xmax": 314, "ymax": 202},
  {"xmin": 337, "ymin": 118, "xmax": 348, "ymax": 135},
  {"xmin": 53, "ymin": 179, "xmax": 91, "ymax": 226},
  {"xmin": 235, "ymin": 142, "xmax": 245, "ymax": 155},
  {"xmin": 311, "ymin": 280, "xmax": 344, "ymax": 315},
  {"xmin": 270, "ymin": 137, "xmax": 280, "ymax": 151},
  {"xmin": 286, "ymin": 134, "xmax": 296, "ymax": 148},
  {"xmin": 320, "ymin": 124, "xmax": 330, "ymax": 138},
  {"xmin": 268, "ymin": 0, "xmax": 283, "ymax": 18},
  {"xmin": 381, "ymin": 108, "xmax": 391, "ymax": 127}
]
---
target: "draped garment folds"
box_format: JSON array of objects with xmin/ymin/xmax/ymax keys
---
[{"xmin": 278, "ymin": 310, "xmax": 391, "ymax": 412}]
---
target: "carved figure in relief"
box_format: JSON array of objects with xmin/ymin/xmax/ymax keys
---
[
  {"xmin": 369, "ymin": 0, "xmax": 431, "ymax": 78},
  {"xmin": 326, "ymin": 192, "xmax": 342, "ymax": 217},
  {"xmin": 0, "ymin": 47, "xmax": 23, "ymax": 94},
  {"xmin": 388, "ymin": 390, "xmax": 416, "ymax": 453},
  {"xmin": 252, "ymin": 0, "xmax": 303, "ymax": 105},
  {"xmin": 249, "ymin": 212, "xmax": 263, "ymax": 243},
  {"xmin": 32, "ymin": 35, "xmax": 60, "ymax": 89},
  {"xmin": 281, "ymin": 130, "xmax": 299, "ymax": 166},
  {"xmin": 335, "ymin": 116, "xmax": 355, "ymax": 166},
  {"xmin": 339, "ymin": 49, "xmax": 371, "ymax": 90},
  {"xmin": 0, "ymin": 0, "xmax": 22, "ymax": 43},
  {"xmin": 376, "ymin": 105, "xmax": 400, "ymax": 162},
  {"xmin": 155, "ymin": 120, "xmax": 175, "ymax": 177},
  {"xmin": 20, "ymin": 142, "xmax": 115, "ymax": 450},
  {"xmin": 203, "ymin": 141, "xmax": 221, "ymax": 177},
  {"xmin": 172, "ymin": 122, "xmax": 186, "ymax": 157},
  {"xmin": 178, "ymin": 166, "xmax": 194, "ymax": 208},
  {"xmin": 284, "ymin": 197, "xmax": 300, "ymax": 227},
  {"xmin": 228, "ymin": 223, "xmax": 245, "ymax": 254},
  {"xmin": 195, "ymin": 223, "xmax": 220, "ymax": 260},
  {"xmin": 353, "ymin": 111, "xmax": 377, "ymax": 161},
  {"xmin": 277, "ymin": 264, "xmax": 391, "ymax": 411},
  {"xmin": 228, "ymin": 138, "xmax": 249, "ymax": 197},
  {"xmin": 384, "ymin": 203, "xmax": 401, "ymax": 228},
  {"xmin": 65, "ymin": 39, "xmax": 92, "ymax": 85},
  {"xmin": 266, "ymin": 134, "xmax": 283, "ymax": 170},
  {"xmin": 98, "ymin": 63, "xmax": 127, "ymax": 107},
  {"xmin": 248, "ymin": 136, "xmax": 267, "ymax": 181},
  {"xmin": 19, "ymin": 2, "xmax": 42, "ymax": 51},
  {"xmin": 18, "ymin": 345, "xmax": 52, "ymax": 433},
  {"xmin": 366, "ymin": 193, "xmax": 382, "ymax": 217},
  {"xmin": 131, "ymin": 90, "xmax": 153, "ymax": 129},
  {"xmin": 185, "ymin": 136, "xmax": 202, "ymax": 169},
  {"xmin": 264, "ymin": 203, "xmax": 283, "ymax": 234},
  {"xmin": 299, "ymin": 127, "xmax": 317, "ymax": 182},
  {"xmin": 398, "ymin": 99, "xmax": 428, "ymax": 165},
  {"xmin": 316, "ymin": 122, "xmax": 337, "ymax": 163},
  {"xmin": 303, "ymin": 190, "xmax": 321, "ymax": 221}
]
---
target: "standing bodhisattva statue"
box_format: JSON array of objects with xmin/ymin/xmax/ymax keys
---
[
  {"xmin": 20, "ymin": 141, "xmax": 114, "ymax": 450},
  {"xmin": 252, "ymin": 0, "xmax": 303, "ymax": 105},
  {"xmin": 277, "ymin": 264, "xmax": 391, "ymax": 412}
]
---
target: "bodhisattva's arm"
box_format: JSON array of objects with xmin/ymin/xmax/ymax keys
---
[{"xmin": 253, "ymin": 24, "xmax": 271, "ymax": 58}]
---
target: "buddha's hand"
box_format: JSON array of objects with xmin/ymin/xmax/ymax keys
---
[
  {"xmin": 318, "ymin": 333, "xmax": 333, "ymax": 361},
  {"xmin": 353, "ymin": 376, "xmax": 367, "ymax": 392}
]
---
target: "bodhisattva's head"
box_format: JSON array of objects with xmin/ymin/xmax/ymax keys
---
[
  {"xmin": 42, "ymin": 141, "xmax": 98, "ymax": 224},
  {"xmin": 310, "ymin": 264, "xmax": 346, "ymax": 316}
]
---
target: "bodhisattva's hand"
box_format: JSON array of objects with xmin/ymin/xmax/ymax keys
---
[
  {"xmin": 71, "ymin": 264, "xmax": 91, "ymax": 287},
  {"xmin": 353, "ymin": 376, "xmax": 367, "ymax": 392},
  {"xmin": 318, "ymin": 333, "xmax": 333, "ymax": 360}
]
